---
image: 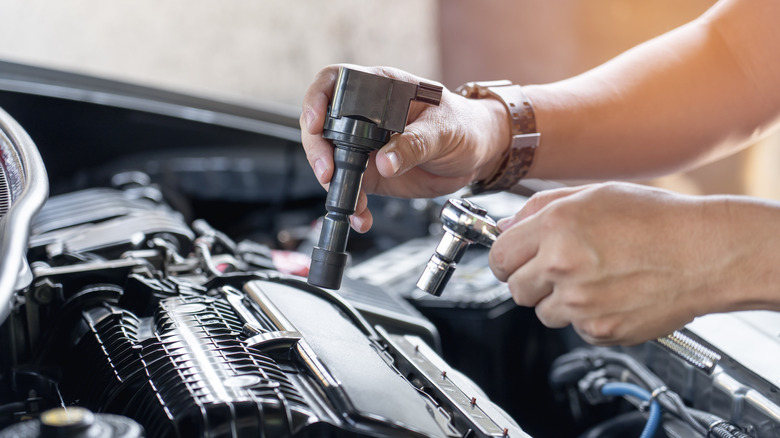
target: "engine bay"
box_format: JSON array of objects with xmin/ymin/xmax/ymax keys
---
[{"xmin": 0, "ymin": 60, "xmax": 779, "ymax": 437}]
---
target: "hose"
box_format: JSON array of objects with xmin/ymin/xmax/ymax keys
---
[
  {"xmin": 0, "ymin": 402, "xmax": 24, "ymax": 416},
  {"xmin": 553, "ymin": 348, "xmax": 707, "ymax": 435},
  {"xmin": 601, "ymin": 382, "xmax": 662, "ymax": 438},
  {"xmin": 578, "ymin": 411, "xmax": 650, "ymax": 438}
]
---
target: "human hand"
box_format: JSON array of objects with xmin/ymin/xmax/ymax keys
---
[
  {"xmin": 300, "ymin": 64, "xmax": 510, "ymax": 232},
  {"xmin": 489, "ymin": 182, "xmax": 747, "ymax": 346}
]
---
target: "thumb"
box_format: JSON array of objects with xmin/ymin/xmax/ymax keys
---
[{"xmin": 375, "ymin": 124, "xmax": 436, "ymax": 178}]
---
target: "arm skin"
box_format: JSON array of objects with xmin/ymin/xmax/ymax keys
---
[
  {"xmin": 484, "ymin": 0, "xmax": 780, "ymax": 344},
  {"xmin": 300, "ymin": 0, "xmax": 780, "ymax": 345},
  {"xmin": 301, "ymin": 0, "xmax": 780, "ymax": 229},
  {"xmin": 523, "ymin": 0, "xmax": 780, "ymax": 181}
]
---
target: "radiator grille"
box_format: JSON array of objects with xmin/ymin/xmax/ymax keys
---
[{"xmin": 0, "ymin": 167, "xmax": 9, "ymax": 219}]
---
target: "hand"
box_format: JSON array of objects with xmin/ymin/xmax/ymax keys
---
[
  {"xmin": 489, "ymin": 182, "xmax": 753, "ymax": 346},
  {"xmin": 300, "ymin": 64, "xmax": 510, "ymax": 232}
]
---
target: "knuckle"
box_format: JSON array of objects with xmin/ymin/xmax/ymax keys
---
[
  {"xmin": 403, "ymin": 128, "xmax": 428, "ymax": 164},
  {"xmin": 536, "ymin": 228, "xmax": 598, "ymax": 279},
  {"xmin": 507, "ymin": 281, "xmax": 534, "ymax": 307},
  {"xmin": 540, "ymin": 202, "xmax": 576, "ymax": 231},
  {"xmin": 577, "ymin": 317, "xmax": 622, "ymax": 345},
  {"xmin": 376, "ymin": 66, "xmax": 403, "ymax": 80},
  {"xmin": 559, "ymin": 288, "xmax": 589, "ymax": 310},
  {"xmin": 314, "ymin": 65, "xmax": 339, "ymax": 82},
  {"xmin": 534, "ymin": 305, "xmax": 554, "ymax": 327},
  {"xmin": 488, "ymin": 245, "xmax": 508, "ymax": 281},
  {"xmin": 523, "ymin": 193, "xmax": 550, "ymax": 214},
  {"xmin": 535, "ymin": 307, "xmax": 567, "ymax": 329},
  {"xmin": 544, "ymin": 251, "xmax": 582, "ymax": 278}
]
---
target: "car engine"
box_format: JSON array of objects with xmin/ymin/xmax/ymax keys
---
[
  {"xmin": 1, "ymin": 60, "xmax": 780, "ymax": 437},
  {"xmin": 1, "ymin": 179, "xmax": 529, "ymax": 437}
]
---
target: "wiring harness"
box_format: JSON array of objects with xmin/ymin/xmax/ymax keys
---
[{"xmin": 550, "ymin": 348, "xmax": 753, "ymax": 438}]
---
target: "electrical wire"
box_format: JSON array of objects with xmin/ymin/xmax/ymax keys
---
[
  {"xmin": 601, "ymin": 382, "xmax": 662, "ymax": 438},
  {"xmin": 552, "ymin": 348, "xmax": 708, "ymax": 435},
  {"xmin": 552, "ymin": 348, "xmax": 754, "ymax": 437}
]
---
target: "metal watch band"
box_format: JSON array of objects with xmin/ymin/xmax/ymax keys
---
[{"xmin": 455, "ymin": 80, "xmax": 540, "ymax": 195}]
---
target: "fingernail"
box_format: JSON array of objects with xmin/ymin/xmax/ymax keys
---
[
  {"xmin": 349, "ymin": 215, "xmax": 363, "ymax": 232},
  {"xmin": 385, "ymin": 151, "xmax": 401, "ymax": 174},
  {"xmin": 304, "ymin": 108, "xmax": 315, "ymax": 130},
  {"xmin": 497, "ymin": 217, "xmax": 514, "ymax": 231},
  {"xmin": 313, "ymin": 159, "xmax": 327, "ymax": 183}
]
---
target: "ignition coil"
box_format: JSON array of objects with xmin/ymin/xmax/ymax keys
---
[{"xmin": 308, "ymin": 67, "xmax": 442, "ymax": 289}]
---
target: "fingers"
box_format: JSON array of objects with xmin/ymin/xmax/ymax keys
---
[
  {"xmin": 500, "ymin": 233, "xmax": 574, "ymax": 330},
  {"xmin": 505, "ymin": 256, "xmax": 553, "ymax": 308},
  {"xmin": 349, "ymin": 190, "xmax": 373, "ymax": 233},
  {"xmin": 489, "ymin": 214, "xmax": 543, "ymax": 282},
  {"xmin": 302, "ymin": 65, "xmax": 443, "ymax": 185},
  {"xmin": 301, "ymin": 66, "xmax": 340, "ymax": 186},
  {"xmin": 373, "ymin": 87, "xmax": 462, "ymax": 180},
  {"xmin": 300, "ymin": 67, "xmax": 335, "ymax": 137},
  {"xmin": 497, "ymin": 185, "xmax": 592, "ymax": 231},
  {"xmin": 375, "ymin": 122, "xmax": 437, "ymax": 178},
  {"xmin": 350, "ymin": 210, "xmax": 373, "ymax": 234}
]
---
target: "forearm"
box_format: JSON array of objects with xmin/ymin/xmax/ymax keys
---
[{"xmin": 522, "ymin": 0, "xmax": 780, "ymax": 181}]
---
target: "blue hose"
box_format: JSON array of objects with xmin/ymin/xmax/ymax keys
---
[{"xmin": 601, "ymin": 382, "xmax": 662, "ymax": 438}]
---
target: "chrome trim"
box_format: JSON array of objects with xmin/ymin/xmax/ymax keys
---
[
  {"xmin": 243, "ymin": 281, "xmax": 342, "ymax": 391},
  {"xmin": 222, "ymin": 286, "xmax": 266, "ymax": 331},
  {"xmin": 244, "ymin": 281, "xmax": 296, "ymax": 332},
  {"xmin": 246, "ymin": 331, "xmax": 303, "ymax": 350},
  {"xmin": 0, "ymin": 107, "xmax": 48, "ymax": 324},
  {"xmin": 378, "ymin": 327, "xmax": 527, "ymax": 437},
  {"xmin": 296, "ymin": 341, "xmax": 342, "ymax": 390}
]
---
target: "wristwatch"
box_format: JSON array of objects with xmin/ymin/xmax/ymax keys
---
[{"xmin": 455, "ymin": 80, "xmax": 540, "ymax": 195}]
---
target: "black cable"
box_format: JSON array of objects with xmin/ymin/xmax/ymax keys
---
[
  {"xmin": 553, "ymin": 348, "xmax": 710, "ymax": 435},
  {"xmin": 0, "ymin": 402, "xmax": 24, "ymax": 416},
  {"xmin": 686, "ymin": 409, "xmax": 753, "ymax": 438},
  {"xmin": 578, "ymin": 410, "xmax": 647, "ymax": 438}
]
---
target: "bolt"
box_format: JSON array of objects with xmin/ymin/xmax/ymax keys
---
[{"xmin": 32, "ymin": 280, "xmax": 56, "ymax": 304}]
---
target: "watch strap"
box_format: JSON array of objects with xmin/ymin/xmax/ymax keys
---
[{"xmin": 456, "ymin": 81, "xmax": 539, "ymax": 195}]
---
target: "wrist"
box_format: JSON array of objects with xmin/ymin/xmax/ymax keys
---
[
  {"xmin": 455, "ymin": 80, "xmax": 540, "ymax": 195},
  {"xmin": 474, "ymin": 98, "xmax": 512, "ymax": 182},
  {"xmin": 694, "ymin": 196, "xmax": 780, "ymax": 315},
  {"xmin": 728, "ymin": 198, "xmax": 780, "ymax": 312}
]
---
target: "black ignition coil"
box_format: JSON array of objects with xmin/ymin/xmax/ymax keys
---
[{"xmin": 308, "ymin": 67, "xmax": 442, "ymax": 289}]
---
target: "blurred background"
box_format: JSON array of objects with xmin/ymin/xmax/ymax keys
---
[{"xmin": 1, "ymin": 0, "xmax": 778, "ymax": 198}]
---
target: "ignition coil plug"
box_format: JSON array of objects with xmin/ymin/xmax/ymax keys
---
[{"xmin": 308, "ymin": 67, "xmax": 442, "ymax": 289}]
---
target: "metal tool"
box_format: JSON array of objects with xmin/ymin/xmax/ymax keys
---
[
  {"xmin": 418, "ymin": 198, "xmax": 721, "ymax": 373},
  {"xmin": 416, "ymin": 198, "xmax": 500, "ymax": 296},
  {"xmin": 308, "ymin": 67, "xmax": 442, "ymax": 290}
]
